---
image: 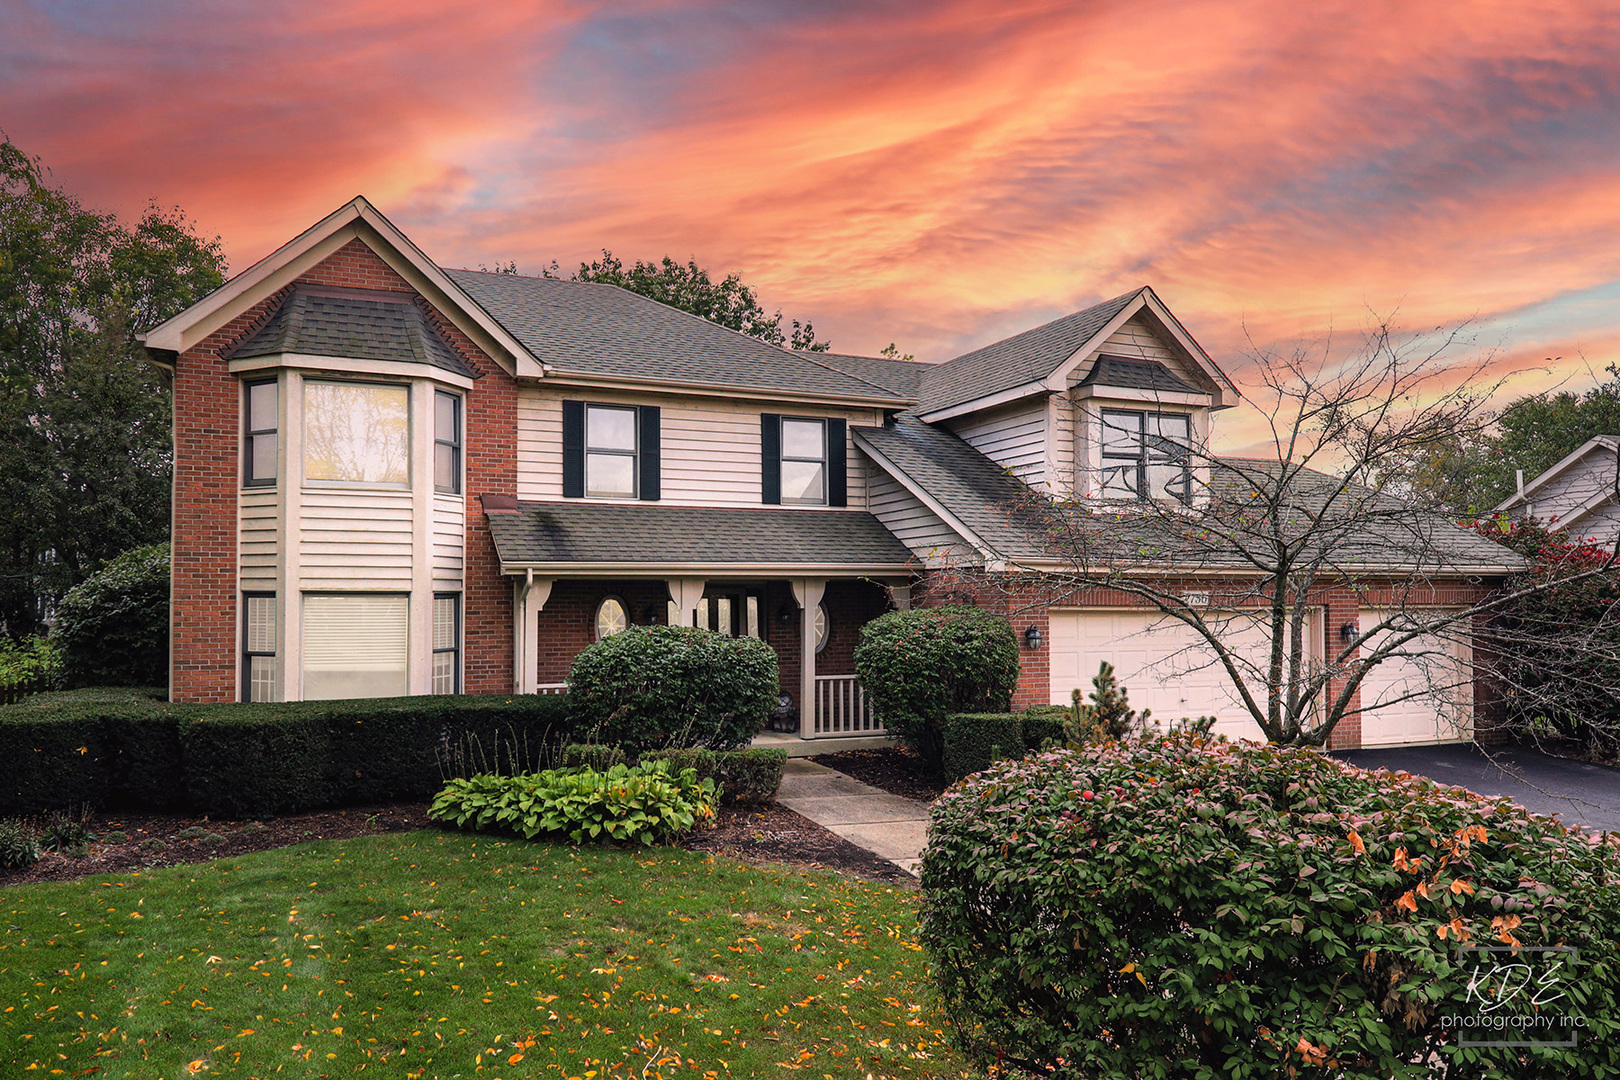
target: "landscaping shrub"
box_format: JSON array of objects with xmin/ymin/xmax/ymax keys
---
[
  {"xmin": 941, "ymin": 713, "xmax": 1025, "ymax": 783},
  {"xmin": 431, "ymin": 761, "xmax": 716, "ymax": 845},
  {"xmin": 38, "ymin": 807, "xmax": 95, "ymax": 854},
  {"xmin": 921, "ymin": 735, "xmax": 1620, "ymax": 1078},
  {"xmin": 1020, "ymin": 705, "xmax": 1068, "ymax": 752},
  {"xmin": 0, "ymin": 817, "xmax": 41, "ymax": 869},
  {"xmin": 51, "ymin": 542, "xmax": 170, "ymax": 689},
  {"xmin": 568, "ymin": 626, "xmax": 778, "ymax": 754},
  {"xmin": 716, "ymin": 747, "xmax": 786, "ymax": 805},
  {"xmin": 180, "ymin": 705, "xmax": 330, "ymax": 816},
  {"xmin": 640, "ymin": 747, "xmax": 719, "ymax": 783},
  {"xmin": 0, "ymin": 635, "xmax": 61, "ymax": 701},
  {"xmin": 0, "ymin": 690, "xmax": 573, "ymax": 817},
  {"xmin": 561, "ymin": 743, "xmax": 628, "ymax": 772},
  {"xmin": 853, "ymin": 606, "xmax": 1020, "ymax": 773}
]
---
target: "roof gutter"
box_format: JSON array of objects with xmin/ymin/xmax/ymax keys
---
[{"xmin": 534, "ymin": 369, "xmax": 913, "ymax": 410}]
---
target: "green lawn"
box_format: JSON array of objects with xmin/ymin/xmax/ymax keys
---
[{"xmin": 0, "ymin": 831, "xmax": 965, "ymax": 1078}]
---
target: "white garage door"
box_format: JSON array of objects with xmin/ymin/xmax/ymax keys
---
[
  {"xmin": 1049, "ymin": 609, "xmax": 1320, "ymax": 743},
  {"xmin": 1356, "ymin": 609, "xmax": 1472, "ymax": 746}
]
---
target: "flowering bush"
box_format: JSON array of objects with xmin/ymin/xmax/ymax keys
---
[
  {"xmin": 921, "ymin": 735, "xmax": 1620, "ymax": 1078},
  {"xmin": 854, "ymin": 606, "xmax": 1020, "ymax": 773}
]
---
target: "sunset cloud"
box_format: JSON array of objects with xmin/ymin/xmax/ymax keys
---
[{"xmin": 6, "ymin": 0, "xmax": 1620, "ymax": 448}]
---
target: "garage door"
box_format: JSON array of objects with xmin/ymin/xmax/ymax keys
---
[
  {"xmin": 1356, "ymin": 610, "xmax": 1472, "ymax": 746},
  {"xmin": 1049, "ymin": 609, "xmax": 1320, "ymax": 743}
]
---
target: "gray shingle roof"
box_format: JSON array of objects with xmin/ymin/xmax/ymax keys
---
[
  {"xmin": 444, "ymin": 270, "xmax": 912, "ymax": 404},
  {"xmin": 813, "ymin": 352, "xmax": 931, "ymax": 397},
  {"xmin": 486, "ymin": 501, "xmax": 915, "ymax": 568},
  {"xmin": 914, "ymin": 289, "xmax": 1145, "ymax": 413},
  {"xmin": 852, "ymin": 415, "xmax": 1054, "ymax": 559},
  {"xmin": 1081, "ymin": 356, "xmax": 1200, "ymax": 394},
  {"xmin": 226, "ymin": 285, "xmax": 477, "ymax": 378}
]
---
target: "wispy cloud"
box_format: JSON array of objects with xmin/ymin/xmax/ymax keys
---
[{"xmin": 6, "ymin": 0, "xmax": 1620, "ymax": 446}]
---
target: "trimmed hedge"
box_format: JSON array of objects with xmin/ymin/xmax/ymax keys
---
[
  {"xmin": 853, "ymin": 606, "xmax": 1020, "ymax": 774},
  {"xmin": 634, "ymin": 746, "xmax": 785, "ymax": 804},
  {"xmin": 942, "ymin": 713, "xmax": 1025, "ymax": 783},
  {"xmin": 568, "ymin": 626, "xmax": 779, "ymax": 754},
  {"xmin": 0, "ymin": 690, "xmax": 574, "ymax": 817},
  {"xmin": 922, "ymin": 736, "xmax": 1620, "ymax": 1078},
  {"xmin": 1019, "ymin": 705, "xmax": 1068, "ymax": 752}
]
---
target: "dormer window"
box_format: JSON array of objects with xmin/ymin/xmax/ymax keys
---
[{"xmin": 1100, "ymin": 409, "xmax": 1191, "ymax": 503}]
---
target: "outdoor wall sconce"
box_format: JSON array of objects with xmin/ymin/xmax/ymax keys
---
[
  {"xmin": 1339, "ymin": 622, "xmax": 1358, "ymax": 644},
  {"xmin": 777, "ymin": 606, "xmax": 796, "ymax": 627},
  {"xmin": 1024, "ymin": 625, "xmax": 1044, "ymax": 649}
]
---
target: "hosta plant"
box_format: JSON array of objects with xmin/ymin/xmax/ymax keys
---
[{"xmin": 430, "ymin": 760, "xmax": 716, "ymax": 846}]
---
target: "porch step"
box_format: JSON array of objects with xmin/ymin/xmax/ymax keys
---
[{"xmin": 749, "ymin": 730, "xmax": 900, "ymax": 757}]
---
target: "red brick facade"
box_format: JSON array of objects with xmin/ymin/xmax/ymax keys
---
[{"xmin": 169, "ymin": 238, "xmax": 515, "ymax": 702}]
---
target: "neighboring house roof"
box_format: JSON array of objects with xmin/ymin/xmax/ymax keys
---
[
  {"xmin": 1079, "ymin": 357, "xmax": 1200, "ymax": 394},
  {"xmin": 1493, "ymin": 435, "xmax": 1619, "ymax": 521},
  {"xmin": 485, "ymin": 501, "xmax": 916, "ymax": 572},
  {"xmin": 852, "ymin": 415, "xmax": 1054, "ymax": 561},
  {"xmin": 443, "ymin": 270, "xmax": 913, "ymax": 406},
  {"xmin": 225, "ymin": 285, "xmax": 479, "ymax": 378}
]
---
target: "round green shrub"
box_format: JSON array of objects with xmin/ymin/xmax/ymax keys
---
[
  {"xmin": 921, "ymin": 736, "xmax": 1620, "ymax": 1077},
  {"xmin": 567, "ymin": 626, "xmax": 778, "ymax": 754},
  {"xmin": 853, "ymin": 605, "xmax": 1020, "ymax": 773},
  {"xmin": 51, "ymin": 542, "xmax": 169, "ymax": 689}
]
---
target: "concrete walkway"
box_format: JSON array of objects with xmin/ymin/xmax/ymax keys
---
[{"xmin": 774, "ymin": 758, "xmax": 931, "ymax": 876}]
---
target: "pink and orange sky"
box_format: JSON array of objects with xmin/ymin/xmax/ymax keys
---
[{"xmin": 6, "ymin": 0, "xmax": 1620, "ymax": 448}]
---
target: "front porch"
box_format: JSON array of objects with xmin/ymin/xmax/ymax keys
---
[{"xmin": 514, "ymin": 575, "xmax": 906, "ymax": 740}]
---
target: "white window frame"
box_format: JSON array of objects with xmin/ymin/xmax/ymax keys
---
[
  {"xmin": 585, "ymin": 404, "xmax": 639, "ymax": 499},
  {"xmin": 1099, "ymin": 408, "xmax": 1192, "ymax": 504},
  {"xmin": 434, "ymin": 390, "xmax": 462, "ymax": 495},
  {"xmin": 302, "ymin": 378, "xmax": 413, "ymax": 490},
  {"xmin": 779, "ymin": 416, "xmax": 828, "ymax": 506},
  {"xmin": 595, "ymin": 594, "xmax": 630, "ymax": 639}
]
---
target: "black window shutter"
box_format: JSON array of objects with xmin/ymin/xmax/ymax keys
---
[
  {"xmin": 561, "ymin": 400, "xmax": 585, "ymax": 499},
  {"xmin": 638, "ymin": 405, "xmax": 661, "ymax": 501},
  {"xmin": 760, "ymin": 413, "xmax": 781, "ymax": 504},
  {"xmin": 826, "ymin": 418, "xmax": 847, "ymax": 507}
]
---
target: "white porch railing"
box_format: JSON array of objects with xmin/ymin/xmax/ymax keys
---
[
  {"xmin": 535, "ymin": 682, "xmax": 569, "ymax": 695},
  {"xmin": 814, "ymin": 674, "xmax": 884, "ymax": 736}
]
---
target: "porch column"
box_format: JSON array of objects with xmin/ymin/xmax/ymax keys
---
[
  {"xmin": 792, "ymin": 578, "xmax": 827, "ymax": 738},
  {"xmin": 666, "ymin": 578, "xmax": 707, "ymax": 627},
  {"xmin": 511, "ymin": 573, "xmax": 554, "ymax": 694}
]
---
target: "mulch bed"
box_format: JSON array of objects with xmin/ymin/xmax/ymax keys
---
[
  {"xmin": 811, "ymin": 746, "xmax": 947, "ymax": 803},
  {"xmin": 0, "ymin": 801, "xmax": 916, "ymax": 888}
]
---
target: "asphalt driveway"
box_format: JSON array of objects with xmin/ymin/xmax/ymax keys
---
[{"xmin": 1332, "ymin": 744, "xmax": 1620, "ymax": 832}]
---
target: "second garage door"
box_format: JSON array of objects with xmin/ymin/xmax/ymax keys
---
[
  {"xmin": 1049, "ymin": 609, "xmax": 1321, "ymax": 743},
  {"xmin": 1355, "ymin": 609, "xmax": 1473, "ymax": 746}
]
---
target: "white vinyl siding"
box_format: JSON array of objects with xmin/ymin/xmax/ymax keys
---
[
  {"xmin": 518, "ymin": 387, "xmax": 874, "ymax": 507},
  {"xmin": 943, "ymin": 398, "xmax": 1048, "ymax": 486},
  {"xmin": 238, "ymin": 489, "xmax": 280, "ymax": 589},
  {"xmin": 1076, "ymin": 316, "xmax": 1195, "ymax": 375},
  {"xmin": 299, "ymin": 489, "xmax": 415, "ymax": 590},
  {"xmin": 865, "ymin": 464, "xmax": 975, "ymax": 566},
  {"xmin": 302, "ymin": 593, "xmax": 409, "ymax": 700},
  {"xmin": 431, "ymin": 494, "xmax": 464, "ymax": 586}
]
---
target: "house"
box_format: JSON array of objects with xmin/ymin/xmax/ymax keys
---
[
  {"xmin": 140, "ymin": 197, "xmax": 1518, "ymax": 749},
  {"xmin": 1494, "ymin": 436, "xmax": 1620, "ymax": 544}
]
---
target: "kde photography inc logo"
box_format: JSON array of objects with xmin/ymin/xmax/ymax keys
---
[{"xmin": 1443, "ymin": 946, "xmax": 1584, "ymax": 1048}]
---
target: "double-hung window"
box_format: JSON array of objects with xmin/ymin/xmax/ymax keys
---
[
  {"xmin": 586, "ymin": 405, "xmax": 638, "ymax": 498},
  {"xmin": 761, "ymin": 414, "xmax": 847, "ymax": 506},
  {"xmin": 242, "ymin": 593, "xmax": 276, "ymax": 702},
  {"xmin": 1100, "ymin": 410, "xmax": 1192, "ymax": 503},
  {"xmin": 244, "ymin": 379, "xmax": 278, "ymax": 486},
  {"xmin": 780, "ymin": 419, "xmax": 828, "ymax": 504},
  {"xmin": 432, "ymin": 593, "xmax": 460, "ymax": 694},
  {"xmin": 434, "ymin": 391, "xmax": 462, "ymax": 494}
]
